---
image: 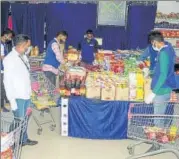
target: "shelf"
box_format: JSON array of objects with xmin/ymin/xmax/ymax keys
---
[
  {"xmin": 154, "ymin": 28, "xmax": 179, "ymax": 31},
  {"xmin": 155, "ymin": 18, "xmax": 179, "ymax": 24}
]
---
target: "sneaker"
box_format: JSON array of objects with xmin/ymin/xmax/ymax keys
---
[{"xmin": 22, "ymin": 139, "xmax": 38, "ymax": 146}]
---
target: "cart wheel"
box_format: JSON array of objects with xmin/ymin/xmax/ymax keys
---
[
  {"xmin": 127, "ymin": 146, "xmax": 134, "ymax": 155},
  {"xmin": 50, "ymin": 124, "xmax": 56, "ymax": 131},
  {"xmin": 37, "ymin": 128, "xmax": 42, "ymax": 135}
]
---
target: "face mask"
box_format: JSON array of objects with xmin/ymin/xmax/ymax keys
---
[
  {"xmin": 5, "ymin": 35, "xmax": 11, "ymax": 43},
  {"xmin": 25, "ymin": 46, "xmax": 32, "ymax": 55},
  {"xmin": 152, "ymin": 42, "xmax": 160, "ymax": 52}
]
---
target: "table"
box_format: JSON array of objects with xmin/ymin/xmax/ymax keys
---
[{"xmin": 59, "ymin": 96, "xmax": 132, "ymax": 140}]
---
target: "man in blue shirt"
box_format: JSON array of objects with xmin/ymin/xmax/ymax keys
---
[
  {"xmin": 78, "ymin": 29, "xmax": 99, "ymax": 65},
  {"xmin": 138, "ymin": 31, "xmax": 175, "ymax": 76}
]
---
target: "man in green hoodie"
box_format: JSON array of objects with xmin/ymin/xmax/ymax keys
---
[{"xmin": 145, "ymin": 31, "xmax": 176, "ymax": 152}]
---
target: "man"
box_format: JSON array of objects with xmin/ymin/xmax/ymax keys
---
[
  {"xmin": 145, "ymin": 31, "xmax": 176, "ymax": 152},
  {"xmin": 78, "ymin": 29, "xmax": 99, "ymax": 65},
  {"xmin": 1, "ymin": 28, "xmax": 14, "ymax": 112},
  {"xmin": 6, "ymin": 29, "xmax": 15, "ymax": 53},
  {"xmin": 138, "ymin": 30, "xmax": 175, "ymax": 76},
  {"xmin": 3, "ymin": 34, "xmax": 38, "ymax": 146},
  {"xmin": 145, "ymin": 31, "xmax": 176, "ymax": 123},
  {"xmin": 43, "ymin": 31, "xmax": 68, "ymax": 86}
]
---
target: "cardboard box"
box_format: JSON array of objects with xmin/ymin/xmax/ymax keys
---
[
  {"xmin": 101, "ymin": 86, "xmax": 115, "ymax": 101},
  {"xmin": 115, "ymin": 87, "xmax": 129, "ymax": 101},
  {"xmin": 86, "ymin": 86, "xmax": 101, "ymax": 99},
  {"xmin": 144, "ymin": 78, "xmax": 152, "ymax": 99}
]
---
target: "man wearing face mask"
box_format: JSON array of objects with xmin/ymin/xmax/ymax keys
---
[
  {"xmin": 144, "ymin": 31, "xmax": 176, "ymax": 152},
  {"xmin": 78, "ymin": 29, "xmax": 99, "ymax": 65},
  {"xmin": 3, "ymin": 34, "xmax": 38, "ymax": 146},
  {"xmin": 43, "ymin": 31, "xmax": 68, "ymax": 86},
  {"xmin": 1, "ymin": 29, "xmax": 13, "ymax": 112},
  {"xmin": 137, "ymin": 31, "xmax": 175, "ymax": 76}
]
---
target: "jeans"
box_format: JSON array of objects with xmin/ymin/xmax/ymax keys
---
[
  {"xmin": 153, "ymin": 93, "xmax": 171, "ymax": 128},
  {"xmin": 44, "ymin": 71, "xmax": 56, "ymax": 86},
  {"xmin": 13, "ymin": 99, "xmax": 31, "ymax": 143},
  {"xmin": 1, "ymin": 73, "xmax": 9, "ymax": 108}
]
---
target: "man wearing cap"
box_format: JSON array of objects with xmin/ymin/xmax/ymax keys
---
[{"xmin": 78, "ymin": 29, "xmax": 99, "ymax": 65}]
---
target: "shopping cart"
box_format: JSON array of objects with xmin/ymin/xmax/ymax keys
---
[
  {"xmin": 1, "ymin": 114, "xmax": 28, "ymax": 159},
  {"xmin": 30, "ymin": 71, "xmax": 59, "ymax": 135},
  {"xmin": 127, "ymin": 102, "xmax": 179, "ymax": 159}
]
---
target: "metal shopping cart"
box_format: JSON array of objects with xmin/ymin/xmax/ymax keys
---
[
  {"xmin": 127, "ymin": 102, "xmax": 179, "ymax": 159},
  {"xmin": 1, "ymin": 114, "xmax": 28, "ymax": 159},
  {"xmin": 31, "ymin": 71, "xmax": 59, "ymax": 135}
]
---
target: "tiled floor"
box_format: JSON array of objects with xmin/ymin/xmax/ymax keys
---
[{"xmin": 2, "ymin": 107, "xmax": 177, "ymax": 159}]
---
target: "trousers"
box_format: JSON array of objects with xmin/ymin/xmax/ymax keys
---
[
  {"xmin": 1, "ymin": 73, "xmax": 9, "ymax": 108},
  {"xmin": 13, "ymin": 99, "xmax": 31, "ymax": 143},
  {"xmin": 153, "ymin": 93, "xmax": 171, "ymax": 128}
]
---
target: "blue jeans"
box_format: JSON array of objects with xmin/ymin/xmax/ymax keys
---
[
  {"xmin": 13, "ymin": 99, "xmax": 31, "ymax": 143},
  {"xmin": 153, "ymin": 93, "xmax": 171, "ymax": 128}
]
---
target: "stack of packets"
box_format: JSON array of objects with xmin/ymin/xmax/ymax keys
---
[
  {"xmin": 170, "ymin": 91, "xmax": 179, "ymax": 102},
  {"xmin": 85, "ymin": 71, "xmax": 129, "ymax": 101},
  {"xmin": 1, "ymin": 133, "xmax": 13, "ymax": 159},
  {"xmin": 129, "ymin": 72, "xmax": 145, "ymax": 101}
]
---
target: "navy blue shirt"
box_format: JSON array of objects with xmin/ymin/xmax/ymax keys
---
[{"xmin": 78, "ymin": 38, "xmax": 98, "ymax": 64}]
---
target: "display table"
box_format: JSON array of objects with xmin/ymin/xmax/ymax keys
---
[{"xmin": 59, "ymin": 96, "xmax": 133, "ymax": 139}]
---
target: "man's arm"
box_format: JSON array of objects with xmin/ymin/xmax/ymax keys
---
[
  {"xmin": 139, "ymin": 46, "xmax": 150, "ymax": 61},
  {"xmin": 52, "ymin": 42, "xmax": 65, "ymax": 64},
  {"xmin": 152, "ymin": 51, "xmax": 169, "ymax": 94},
  {"xmin": 94, "ymin": 40, "xmax": 99, "ymax": 53},
  {"xmin": 0, "ymin": 44, "xmax": 5, "ymax": 59},
  {"xmin": 78, "ymin": 42, "xmax": 81, "ymax": 51}
]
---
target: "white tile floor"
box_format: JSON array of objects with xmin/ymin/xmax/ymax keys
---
[{"xmin": 3, "ymin": 107, "xmax": 177, "ymax": 159}]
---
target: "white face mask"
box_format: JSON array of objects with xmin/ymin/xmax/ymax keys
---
[
  {"xmin": 152, "ymin": 45, "xmax": 160, "ymax": 52},
  {"xmin": 25, "ymin": 46, "xmax": 32, "ymax": 55}
]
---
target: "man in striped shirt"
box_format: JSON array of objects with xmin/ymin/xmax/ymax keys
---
[{"xmin": 42, "ymin": 31, "xmax": 68, "ymax": 86}]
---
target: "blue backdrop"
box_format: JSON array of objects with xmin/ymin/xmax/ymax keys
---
[
  {"xmin": 46, "ymin": 3, "xmax": 97, "ymax": 48},
  {"xmin": 127, "ymin": 5, "xmax": 157, "ymax": 49},
  {"xmin": 9, "ymin": 2, "xmax": 157, "ymax": 51},
  {"xmin": 11, "ymin": 3, "xmax": 46, "ymax": 52},
  {"xmin": 1, "ymin": 2, "xmax": 10, "ymax": 32}
]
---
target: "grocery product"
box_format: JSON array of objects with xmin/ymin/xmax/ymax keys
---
[{"xmin": 101, "ymin": 84, "xmax": 115, "ymax": 101}]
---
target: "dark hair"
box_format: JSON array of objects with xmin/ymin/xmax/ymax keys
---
[
  {"xmin": 13, "ymin": 34, "xmax": 30, "ymax": 46},
  {"xmin": 1, "ymin": 28, "xmax": 14, "ymax": 36},
  {"xmin": 56, "ymin": 31, "xmax": 68, "ymax": 37},
  {"xmin": 148, "ymin": 30, "xmax": 164, "ymax": 43},
  {"xmin": 86, "ymin": 29, "xmax": 93, "ymax": 35}
]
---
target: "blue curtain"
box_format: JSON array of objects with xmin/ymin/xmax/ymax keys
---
[
  {"xmin": 26, "ymin": 4, "xmax": 46, "ymax": 52},
  {"xmin": 96, "ymin": 26, "xmax": 127, "ymax": 50},
  {"xmin": 1, "ymin": 2, "xmax": 10, "ymax": 32},
  {"xmin": 11, "ymin": 3, "xmax": 28, "ymax": 34},
  {"xmin": 46, "ymin": 3, "xmax": 97, "ymax": 48},
  {"xmin": 11, "ymin": 3, "xmax": 46, "ymax": 52},
  {"xmin": 127, "ymin": 5, "xmax": 157, "ymax": 49}
]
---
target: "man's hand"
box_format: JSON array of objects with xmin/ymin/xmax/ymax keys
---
[
  {"xmin": 145, "ymin": 92, "xmax": 156, "ymax": 104},
  {"xmin": 10, "ymin": 99, "xmax": 18, "ymax": 111}
]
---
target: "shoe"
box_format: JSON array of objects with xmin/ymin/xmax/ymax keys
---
[
  {"xmin": 2, "ymin": 107, "xmax": 10, "ymax": 112},
  {"xmin": 22, "ymin": 139, "xmax": 38, "ymax": 146},
  {"xmin": 146, "ymin": 144, "xmax": 160, "ymax": 153}
]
